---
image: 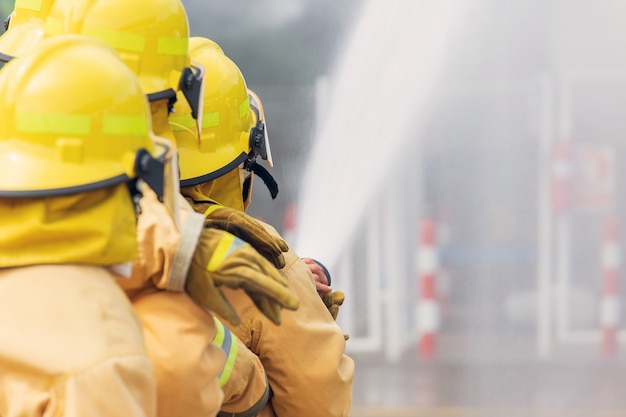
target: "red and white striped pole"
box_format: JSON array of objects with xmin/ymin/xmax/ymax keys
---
[
  {"xmin": 416, "ymin": 218, "xmax": 439, "ymax": 359},
  {"xmin": 601, "ymin": 215, "xmax": 621, "ymax": 357},
  {"xmin": 282, "ymin": 203, "xmax": 297, "ymax": 244}
]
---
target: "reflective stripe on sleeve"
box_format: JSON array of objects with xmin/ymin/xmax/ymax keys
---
[{"xmin": 213, "ymin": 317, "xmax": 238, "ymax": 388}]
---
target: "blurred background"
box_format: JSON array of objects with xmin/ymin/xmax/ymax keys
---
[{"xmin": 4, "ymin": 0, "xmax": 626, "ymax": 415}]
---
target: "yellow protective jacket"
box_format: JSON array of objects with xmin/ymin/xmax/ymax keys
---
[
  {"xmin": 117, "ymin": 183, "xmax": 269, "ymax": 417},
  {"xmin": 0, "ymin": 265, "xmax": 156, "ymax": 417},
  {"xmin": 214, "ymin": 220, "xmax": 355, "ymax": 417},
  {"xmin": 0, "ymin": 186, "xmax": 157, "ymax": 417}
]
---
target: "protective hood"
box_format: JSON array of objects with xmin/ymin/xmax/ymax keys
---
[
  {"xmin": 0, "ymin": 183, "xmax": 138, "ymax": 268},
  {"xmin": 182, "ymin": 167, "xmax": 247, "ymax": 212}
]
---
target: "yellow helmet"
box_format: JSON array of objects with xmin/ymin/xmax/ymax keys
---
[
  {"xmin": 43, "ymin": 0, "xmax": 204, "ymax": 121},
  {"xmin": 0, "ymin": 34, "xmax": 166, "ymax": 198},
  {"xmin": 0, "ymin": 0, "xmax": 55, "ymax": 62},
  {"xmin": 171, "ymin": 37, "xmax": 275, "ymax": 196}
]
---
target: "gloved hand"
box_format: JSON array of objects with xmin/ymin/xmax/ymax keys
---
[
  {"xmin": 322, "ymin": 291, "xmax": 350, "ymax": 340},
  {"xmin": 185, "ymin": 227, "xmax": 299, "ymax": 327},
  {"xmin": 192, "ymin": 200, "xmax": 289, "ymax": 269},
  {"xmin": 322, "ymin": 290, "xmax": 345, "ymax": 321}
]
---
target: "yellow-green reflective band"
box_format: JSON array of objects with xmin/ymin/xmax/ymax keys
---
[
  {"xmin": 168, "ymin": 115, "xmax": 191, "ymax": 132},
  {"xmin": 17, "ymin": 113, "xmax": 90, "ymax": 135},
  {"xmin": 157, "ymin": 37, "xmax": 188, "ymax": 56},
  {"xmin": 201, "ymin": 112, "xmax": 219, "ymax": 128},
  {"xmin": 239, "ymin": 97, "xmax": 250, "ymax": 119},
  {"xmin": 213, "ymin": 318, "xmax": 225, "ymax": 346},
  {"xmin": 206, "ymin": 234, "xmax": 246, "ymax": 272},
  {"xmin": 220, "ymin": 336, "xmax": 237, "ymax": 387},
  {"xmin": 169, "ymin": 112, "xmax": 218, "ymax": 132},
  {"xmin": 203, "ymin": 204, "xmax": 223, "ymax": 218},
  {"xmin": 103, "ymin": 115, "xmax": 149, "ymax": 136},
  {"xmin": 44, "ymin": 17, "xmax": 62, "ymax": 36},
  {"xmin": 16, "ymin": 0, "xmax": 42, "ymax": 11},
  {"xmin": 206, "ymin": 233, "xmax": 235, "ymax": 272},
  {"xmin": 82, "ymin": 26, "xmax": 145, "ymax": 53},
  {"xmin": 213, "ymin": 318, "xmax": 238, "ymax": 388}
]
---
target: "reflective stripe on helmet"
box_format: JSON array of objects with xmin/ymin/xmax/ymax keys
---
[
  {"xmin": 169, "ymin": 111, "xmax": 219, "ymax": 132},
  {"xmin": 45, "ymin": 20, "xmax": 188, "ymax": 56},
  {"xmin": 238, "ymin": 96, "xmax": 250, "ymax": 118},
  {"xmin": 169, "ymin": 96, "xmax": 248, "ymax": 132},
  {"xmin": 157, "ymin": 37, "xmax": 187, "ymax": 56},
  {"xmin": 16, "ymin": 113, "xmax": 149, "ymax": 136},
  {"xmin": 102, "ymin": 115, "xmax": 150, "ymax": 136},
  {"xmin": 17, "ymin": 113, "xmax": 90, "ymax": 135},
  {"xmin": 82, "ymin": 26, "xmax": 145, "ymax": 52}
]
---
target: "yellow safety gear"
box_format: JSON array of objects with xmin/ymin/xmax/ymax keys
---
[
  {"xmin": 0, "ymin": 185, "xmax": 138, "ymax": 268},
  {"xmin": 185, "ymin": 227, "xmax": 299, "ymax": 326},
  {"xmin": 210, "ymin": 220, "xmax": 355, "ymax": 417},
  {"xmin": 212, "ymin": 317, "xmax": 239, "ymax": 388},
  {"xmin": 0, "ymin": 34, "xmax": 166, "ymax": 198},
  {"xmin": 0, "ymin": 266, "xmax": 158, "ymax": 417},
  {"xmin": 171, "ymin": 37, "xmax": 273, "ymax": 187},
  {"xmin": 183, "ymin": 168, "xmax": 249, "ymax": 212},
  {"xmin": 44, "ymin": 0, "xmax": 205, "ymax": 122},
  {"xmin": 189, "ymin": 198, "xmax": 289, "ymax": 269},
  {"xmin": 0, "ymin": 0, "xmax": 55, "ymax": 61},
  {"xmin": 323, "ymin": 290, "xmax": 345, "ymax": 321}
]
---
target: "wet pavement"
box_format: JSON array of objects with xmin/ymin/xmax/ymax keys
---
[{"xmin": 350, "ymin": 334, "xmax": 626, "ymax": 417}]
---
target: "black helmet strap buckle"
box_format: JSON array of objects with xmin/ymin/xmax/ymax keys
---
[
  {"xmin": 135, "ymin": 148, "xmax": 165, "ymax": 201},
  {"xmin": 147, "ymin": 88, "xmax": 178, "ymax": 114},
  {"xmin": 179, "ymin": 63, "xmax": 204, "ymax": 120},
  {"xmin": 250, "ymin": 123, "xmax": 270, "ymax": 161}
]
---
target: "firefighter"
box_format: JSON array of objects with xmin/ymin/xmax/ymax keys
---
[
  {"xmin": 0, "ymin": 1, "xmax": 300, "ymax": 416},
  {"xmin": 43, "ymin": 1, "xmax": 301, "ymax": 416},
  {"xmin": 171, "ymin": 37, "xmax": 355, "ymax": 417},
  {"xmin": 0, "ymin": 34, "xmax": 164, "ymax": 417}
]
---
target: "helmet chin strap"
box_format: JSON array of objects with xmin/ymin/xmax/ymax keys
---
[{"xmin": 244, "ymin": 160, "xmax": 278, "ymax": 200}]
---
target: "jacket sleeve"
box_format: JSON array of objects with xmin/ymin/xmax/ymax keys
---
[
  {"xmin": 131, "ymin": 290, "xmax": 225, "ymax": 417},
  {"xmin": 118, "ymin": 190, "xmax": 204, "ymax": 297},
  {"xmin": 213, "ymin": 317, "xmax": 271, "ymax": 417},
  {"xmin": 219, "ymin": 222, "xmax": 355, "ymax": 417}
]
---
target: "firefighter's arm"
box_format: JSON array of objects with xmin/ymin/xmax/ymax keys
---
[
  {"xmin": 122, "ymin": 190, "xmax": 203, "ymax": 296},
  {"xmin": 213, "ymin": 318, "xmax": 271, "ymax": 417},
  {"xmin": 258, "ymin": 255, "xmax": 354, "ymax": 417}
]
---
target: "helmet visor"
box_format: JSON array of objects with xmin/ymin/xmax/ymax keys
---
[
  {"xmin": 248, "ymin": 88, "xmax": 273, "ymax": 167},
  {"xmin": 151, "ymin": 135, "xmax": 181, "ymax": 230}
]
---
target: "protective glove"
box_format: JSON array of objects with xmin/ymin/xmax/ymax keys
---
[
  {"xmin": 322, "ymin": 290, "xmax": 345, "ymax": 321},
  {"xmin": 192, "ymin": 199, "xmax": 289, "ymax": 269},
  {"xmin": 322, "ymin": 291, "xmax": 350, "ymax": 340},
  {"xmin": 185, "ymin": 227, "xmax": 299, "ymax": 327}
]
